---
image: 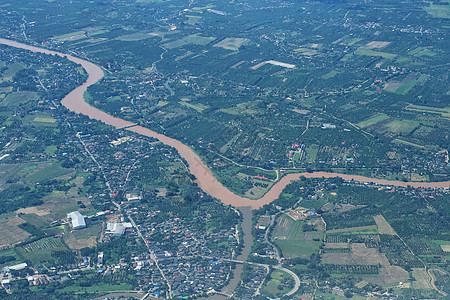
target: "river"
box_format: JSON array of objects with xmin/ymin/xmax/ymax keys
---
[{"xmin": 0, "ymin": 38, "xmax": 449, "ymax": 208}]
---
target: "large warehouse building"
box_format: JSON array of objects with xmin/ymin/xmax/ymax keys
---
[{"xmin": 67, "ymin": 211, "xmax": 86, "ymax": 229}]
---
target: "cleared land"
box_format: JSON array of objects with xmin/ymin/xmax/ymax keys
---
[
  {"xmin": 0, "ymin": 215, "xmax": 31, "ymax": 247},
  {"xmin": 366, "ymin": 266, "xmax": 409, "ymax": 285},
  {"xmin": 251, "ymin": 60, "xmax": 296, "ymax": 70},
  {"xmin": 322, "ymin": 243, "xmax": 388, "ymax": 265},
  {"xmin": 64, "ymin": 224, "xmax": 101, "ymax": 250},
  {"xmin": 411, "ymin": 268, "xmax": 433, "ymax": 290},
  {"xmin": 373, "ymin": 215, "xmax": 396, "ymax": 235},
  {"xmin": 366, "ymin": 41, "xmax": 391, "ymax": 49},
  {"xmin": 213, "ymin": 37, "xmax": 249, "ymax": 51}
]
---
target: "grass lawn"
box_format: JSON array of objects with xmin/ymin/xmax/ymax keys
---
[
  {"xmin": 116, "ymin": 32, "xmax": 155, "ymax": 41},
  {"xmin": 33, "ymin": 116, "xmax": 57, "ymax": 123},
  {"xmin": 347, "ymin": 37, "xmax": 363, "ymax": 46},
  {"xmin": 300, "ymin": 194, "xmax": 329, "ymax": 209}
]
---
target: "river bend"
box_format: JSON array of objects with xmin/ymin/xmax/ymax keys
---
[{"xmin": 1, "ymin": 38, "xmax": 448, "ymax": 209}]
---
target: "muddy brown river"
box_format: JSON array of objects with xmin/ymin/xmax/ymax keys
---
[{"xmin": 1, "ymin": 38, "xmax": 448, "ymax": 210}]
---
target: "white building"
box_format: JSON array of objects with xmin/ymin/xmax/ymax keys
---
[
  {"xmin": 67, "ymin": 211, "xmax": 86, "ymax": 229},
  {"xmin": 106, "ymin": 222, "xmax": 132, "ymax": 237}
]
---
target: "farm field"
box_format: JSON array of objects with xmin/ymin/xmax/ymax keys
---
[
  {"xmin": 0, "ymin": 215, "xmax": 31, "ymax": 247},
  {"xmin": 405, "ymin": 104, "xmax": 450, "ymax": 118},
  {"xmin": 17, "ymin": 236, "xmax": 72, "ymax": 266},
  {"xmin": 1, "ymin": 91, "xmax": 38, "ymax": 106},
  {"xmin": 355, "ymin": 48, "xmax": 396, "ymax": 59},
  {"xmin": 272, "ymin": 214, "xmax": 323, "ymax": 259},
  {"xmin": 357, "ymin": 114, "xmax": 390, "ymax": 128},
  {"xmin": 213, "ymin": 37, "xmax": 249, "ymax": 51}
]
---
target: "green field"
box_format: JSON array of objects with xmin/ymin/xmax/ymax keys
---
[
  {"xmin": 385, "ymin": 119, "xmax": 420, "ymax": 135},
  {"xmin": 393, "ymin": 139, "xmax": 425, "ymax": 148},
  {"xmin": 1, "ymin": 91, "xmax": 39, "ymax": 106},
  {"xmin": 60, "ymin": 283, "xmax": 133, "ymax": 293},
  {"xmin": 2, "ymin": 62, "xmax": 25, "ymax": 78},
  {"xmin": 355, "ymin": 48, "xmax": 397, "ymax": 59},
  {"xmin": 272, "ymin": 215, "xmax": 323, "ymax": 258},
  {"xmin": 116, "ymin": 32, "xmax": 155, "ymax": 41},
  {"xmin": 219, "ymin": 100, "xmax": 262, "ymax": 115},
  {"xmin": 54, "ymin": 31, "xmax": 84, "ymax": 39},
  {"xmin": 327, "ymin": 225, "xmax": 378, "ymax": 234},
  {"xmin": 347, "ymin": 37, "xmax": 363, "ymax": 46},
  {"xmin": 163, "ymin": 34, "xmax": 216, "ymax": 49},
  {"xmin": 406, "ymin": 104, "xmax": 450, "ymax": 118},
  {"xmin": 261, "ymin": 269, "xmax": 293, "ymax": 298},
  {"xmin": 357, "ymin": 113, "xmax": 390, "ymax": 128},
  {"xmin": 385, "ymin": 74, "xmax": 427, "ymax": 95},
  {"xmin": 0, "ymin": 248, "xmax": 24, "ymax": 268},
  {"xmin": 321, "ymin": 70, "xmax": 339, "ymax": 79},
  {"xmin": 306, "ymin": 144, "xmax": 319, "ymax": 163},
  {"xmin": 17, "ymin": 237, "xmax": 69, "ymax": 265},
  {"xmin": 213, "ymin": 37, "xmax": 249, "ymax": 51},
  {"xmin": 33, "ymin": 116, "xmax": 57, "ymax": 124},
  {"xmin": 72, "ymin": 223, "xmax": 102, "ymax": 240},
  {"xmin": 183, "ymin": 33, "xmax": 216, "ymax": 45},
  {"xmin": 424, "ymin": 2, "xmax": 450, "ymax": 18},
  {"xmin": 44, "ymin": 145, "xmax": 58, "ymax": 155},
  {"xmin": 179, "ymin": 101, "xmax": 208, "ymax": 112},
  {"xmin": 25, "ymin": 162, "xmax": 73, "ymax": 184}
]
